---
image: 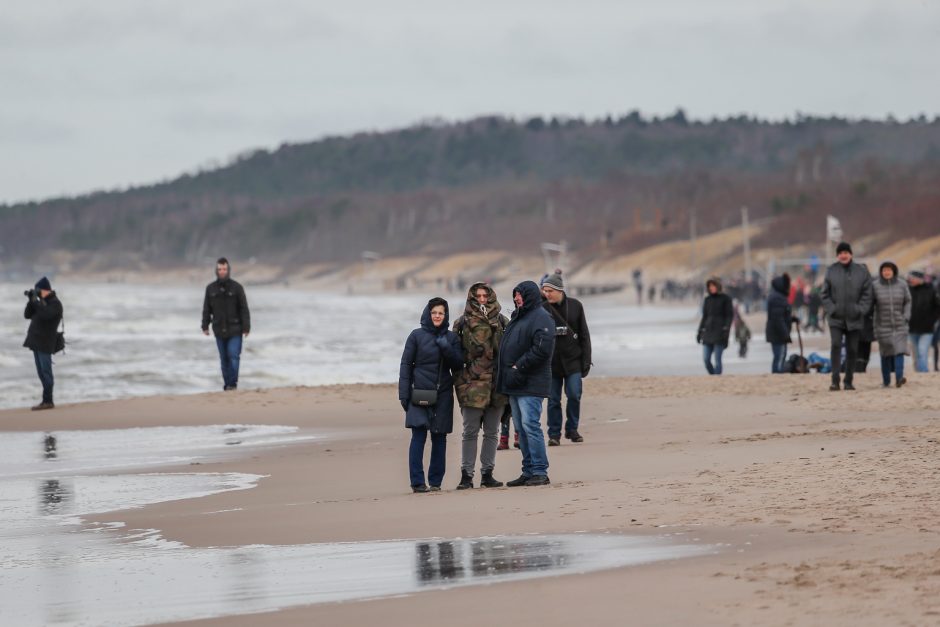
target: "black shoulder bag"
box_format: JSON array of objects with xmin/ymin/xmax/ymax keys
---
[
  {"xmin": 54, "ymin": 315, "xmax": 66, "ymax": 355},
  {"xmin": 411, "ymin": 359, "xmax": 443, "ymax": 407}
]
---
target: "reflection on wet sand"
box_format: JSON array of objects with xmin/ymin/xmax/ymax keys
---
[{"xmin": 416, "ymin": 539, "xmax": 568, "ymax": 585}]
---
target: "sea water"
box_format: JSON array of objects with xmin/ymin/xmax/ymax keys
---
[{"xmin": 0, "ymin": 283, "xmax": 775, "ymax": 409}]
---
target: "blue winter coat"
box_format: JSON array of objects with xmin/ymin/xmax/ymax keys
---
[
  {"xmin": 398, "ymin": 301, "xmax": 465, "ymax": 434},
  {"xmin": 496, "ymin": 281, "xmax": 556, "ymax": 398}
]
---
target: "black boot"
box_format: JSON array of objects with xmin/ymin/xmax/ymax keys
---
[
  {"xmin": 456, "ymin": 471, "xmax": 474, "ymax": 490},
  {"xmin": 480, "ymin": 471, "xmax": 503, "ymax": 488},
  {"xmin": 506, "ymin": 474, "xmax": 529, "ymax": 487}
]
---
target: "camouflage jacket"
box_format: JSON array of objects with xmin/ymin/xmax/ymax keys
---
[{"xmin": 453, "ymin": 292, "xmax": 509, "ymax": 410}]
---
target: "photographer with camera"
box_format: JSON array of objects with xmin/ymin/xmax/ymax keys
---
[
  {"xmin": 23, "ymin": 277, "xmax": 64, "ymax": 411},
  {"xmin": 541, "ymin": 270, "xmax": 592, "ymax": 446}
]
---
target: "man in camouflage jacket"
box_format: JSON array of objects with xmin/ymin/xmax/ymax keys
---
[{"xmin": 453, "ymin": 282, "xmax": 509, "ymax": 489}]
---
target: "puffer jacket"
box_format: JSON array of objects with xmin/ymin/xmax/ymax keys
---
[
  {"xmin": 821, "ymin": 261, "xmax": 873, "ymax": 332},
  {"xmin": 399, "ymin": 300, "xmax": 465, "ymax": 433},
  {"xmin": 23, "ymin": 292, "xmax": 63, "ymax": 354},
  {"xmin": 496, "ymin": 281, "xmax": 556, "ymax": 398},
  {"xmin": 872, "ymin": 268, "xmax": 911, "ymax": 357}
]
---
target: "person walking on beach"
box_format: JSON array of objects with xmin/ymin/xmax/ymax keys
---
[
  {"xmin": 497, "ymin": 281, "xmax": 556, "ymax": 487},
  {"xmin": 697, "ymin": 278, "xmax": 733, "ymax": 375},
  {"xmin": 201, "ymin": 258, "xmax": 251, "ymax": 391},
  {"xmin": 23, "ymin": 277, "xmax": 63, "ymax": 410},
  {"xmin": 872, "ymin": 261, "xmax": 911, "ymax": 388},
  {"xmin": 907, "ymin": 271, "xmax": 940, "ymax": 373},
  {"xmin": 399, "ymin": 297, "xmax": 465, "ymax": 493},
  {"xmin": 541, "ymin": 270, "xmax": 592, "ymax": 446},
  {"xmin": 733, "ymin": 301, "xmax": 751, "ymax": 358},
  {"xmin": 452, "ymin": 283, "xmax": 508, "ymax": 490},
  {"xmin": 766, "ymin": 274, "xmax": 798, "ymax": 373},
  {"xmin": 804, "ymin": 286, "xmax": 825, "ymax": 333},
  {"xmin": 821, "ymin": 242, "xmax": 873, "ymax": 391}
]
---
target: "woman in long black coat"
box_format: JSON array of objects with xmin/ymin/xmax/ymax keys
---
[
  {"xmin": 398, "ymin": 297, "xmax": 464, "ymax": 492},
  {"xmin": 766, "ymin": 274, "xmax": 796, "ymax": 373}
]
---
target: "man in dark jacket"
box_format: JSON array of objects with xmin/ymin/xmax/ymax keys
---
[
  {"xmin": 540, "ymin": 270, "xmax": 592, "ymax": 446},
  {"xmin": 820, "ymin": 242, "xmax": 873, "ymax": 391},
  {"xmin": 23, "ymin": 276, "xmax": 63, "ymax": 410},
  {"xmin": 201, "ymin": 258, "xmax": 251, "ymax": 391},
  {"xmin": 497, "ymin": 281, "xmax": 556, "ymax": 487},
  {"xmin": 908, "ymin": 271, "xmax": 940, "ymax": 372},
  {"xmin": 697, "ymin": 278, "xmax": 733, "ymax": 375}
]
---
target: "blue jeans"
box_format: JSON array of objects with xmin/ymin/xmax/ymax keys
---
[
  {"xmin": 215, "ymin": 335, "xmax": 242, "ymax": 388},
  {"xmin": 910, "ymin": 333, "xmax": 932, "ymax": 373},
  {"xmin": 409, "ymin": 427, "xmax": 447, "ymax": 487},
  {"xmin": 509, "ymin": 395, "xmax": 549, "ymax": 477},
  {"xmin": 702, "ymin": 344, "xmax": 724, "ymax": 375},
  {"xmin": 33, "ymin": 351, "xmax": 54, "ymax": 404},
  {"xmin": 548, "ymin": 373, "xmax": 582, "ymax": 437},
  {"xmin": 881, "ymin": 355, "xmax": 905, "ymax": 386},
  {"xmin": 771, "ymin": 343, "xmax": 788, "ymax": 373}
]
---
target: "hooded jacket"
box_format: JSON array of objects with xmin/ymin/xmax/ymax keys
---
[
  {"xmin": 872, "ymin": 263, "xmax": 911, "ymax": 356},
  {"xmin": 398, "ymin": 300, "xmax": 465, "ymax": 433},
  {"xmin": 496, "ymin": 281, "xmax": 556, "ymax": 398},
  {"xmin": 820, "ymin": 260, "xmax": 873, "ymax": 332},
  {"xmin": 697, "ymin": 280, "xmax": 734, "ymax": 347},
  {"xmin": 542, "ymin": 292, "xmax": 592, "ymax": 377},
  {"xmin": 202, "ymin": 266, "xmax": 251, "ymax": 339},
  {"xmin": 452, "ymin": 283, "xmax": 509, "ymax": 410},
  {"xmin": 23, "ymin": 291, "xmax": 63, "ymax": 354},
  {"xmin": 765, "ymin": 276, "xmax": 794, "ymax": 345}
]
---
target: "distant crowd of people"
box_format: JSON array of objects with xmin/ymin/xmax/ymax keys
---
[{"xmin": 696, "ymin": 241, "xmax": 940, "ymax": 387}]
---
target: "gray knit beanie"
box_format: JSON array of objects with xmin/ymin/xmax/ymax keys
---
[{"xmin": 541, "ymin": 270, "xmax": 565, "ymax": 292}]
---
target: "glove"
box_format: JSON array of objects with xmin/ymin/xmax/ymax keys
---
[
  {"xmin": 434, "ymin": 334, "xmax": 450, "ymax": 349},
  {"xmin": 401, "ymin": 399, "xmax": 409, "ymax": 411},
  {"xmin": 582, "ymin": 365, "xmax": 591, "ymax": 378}
]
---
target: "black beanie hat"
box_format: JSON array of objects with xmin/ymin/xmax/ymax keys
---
[
  {"xmin": 835, "ymin": 242, "xmax": 852, "ymax": 255},
  {"xmin": 35, "ymin": 276, "xmax": 52, "ymax": 291}
]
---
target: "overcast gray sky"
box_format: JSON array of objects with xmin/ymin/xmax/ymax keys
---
[{"xmin": 2, "ymin": 0, "xmax": 938, "ymax": 203}]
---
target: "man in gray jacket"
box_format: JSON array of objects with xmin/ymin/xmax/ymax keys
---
[{"xmin": 820, "ymin": 242, "xmax": 873, "ymax": 391}]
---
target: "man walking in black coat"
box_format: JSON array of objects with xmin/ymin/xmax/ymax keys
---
[
  {"xmin": 201, "ymin": 258, "xmax": 251, "ymax": 391},
  {"xmin": 497, "ymin": 281, "xmax": 556, "ymax": 487},
  {"xmin": 907, "ymin": 271, "xmax": 940, "ymax": 373},
  {"xmin": 540, "ymin": 270, "xmax": 592, "ymax": 446},
  {"xmin": 820, "ymin": 242, "xmax": 873, "ymax": 391},
  {"xmin": 23, "ymin": 276, "xmax": 63, "ymax": 410},
  {"xmin": 697, "ymin": 278, "xmax": 734, "ymax": 375}
]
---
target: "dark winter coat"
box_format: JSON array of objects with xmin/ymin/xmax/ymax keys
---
[
  {"xmin": 697, "ymin": 287, "xmax": 734, "ymax": 348},
  {"xmin": 820, "ymin": 261, "xmax": 873, "ymax": 332},
  {"xmin": 202, "ymin": 278, "xmax": 251, "ymax": 339},
  {"xmin": 496, "ymin": 281, "xmax": 556, "ymax": 398},
  {"xmin": 908, "ymin": 283, "xmax": 940, "ymax": 334},
  {"xmin": 399, "ymin": 301, "xmax": 465, "ymax": 434},
  {"xmin": 23, "ymin": 292, "xmax": 63, "ymax": 354},
  {"xmin": 765, "ymin": 277, "xmax": 794, "ymax": 345},
  {"xmin": 542, "ymin": 294, "xmax": 592, "ymax": 377}
]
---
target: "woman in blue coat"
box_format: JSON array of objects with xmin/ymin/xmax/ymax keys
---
[{"xmin": 399, "ymin": 297, "xmax": 465, "ymax": 492}]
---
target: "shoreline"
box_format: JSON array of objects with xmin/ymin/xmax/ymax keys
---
[{"xmin": 4, "ymin": 374, "xmax": 940, "ymax": 625}]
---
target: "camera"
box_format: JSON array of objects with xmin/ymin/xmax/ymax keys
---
[
  {"xmin": 555, "ymin": 325, "xmax": 569, "ymax": 337},
  {"xmin": 24, "ymin": 289, "xmax": 35, "ymax": 298}
]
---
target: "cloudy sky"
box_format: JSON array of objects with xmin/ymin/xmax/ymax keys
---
[{"xmin": 2, "ymin": 0, "xmax": 938, "ymax": 203}]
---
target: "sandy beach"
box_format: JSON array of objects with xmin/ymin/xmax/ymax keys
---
[{"xmin": 3, "ymin": 373, "xmax": 940, "ymax": 626}]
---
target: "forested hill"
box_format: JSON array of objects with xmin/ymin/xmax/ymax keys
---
[{"xmin": 3, "ymin": 112, "xmax": 940, "ymax": 269}]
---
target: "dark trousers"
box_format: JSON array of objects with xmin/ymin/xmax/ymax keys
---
[
  {"xmin": 880, "ymin": 355, "xmax": 905, "ymax": 386},
  {"xmin": 547, "ymin": 373, "xmax": 582, "ymax": 437},
  {"xmin": 829, "ymin": 327, "xmax": 860, "ymax": 385},
  {"xmin": 215, "ymin": 335, "xmax": 242, "ymax": 388},
  {"xmin": 33, "ymin": 350, "xmax": 54, "ymax": 404},
  {"xmin": 409, "ymin": 427, "xmax": 446, "ymax": 488}
]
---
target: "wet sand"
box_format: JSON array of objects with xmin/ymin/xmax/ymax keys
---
[{"xmin": 3, "ymin": 373, "xmax": 940, "ymax": 626}]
